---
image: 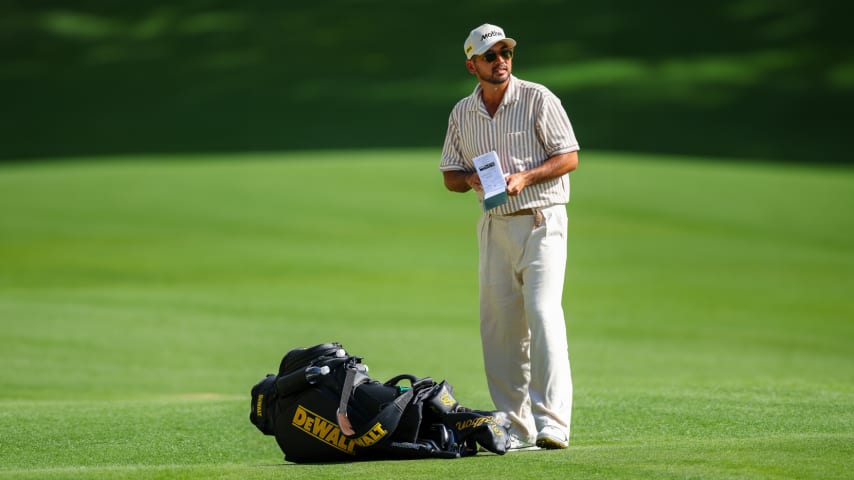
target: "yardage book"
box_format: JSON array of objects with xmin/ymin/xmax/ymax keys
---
[{"xmin": 473, "ymin": 151, "xmax": 508, "ymax": 211}]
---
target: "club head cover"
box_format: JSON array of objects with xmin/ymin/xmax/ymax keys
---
[
  {"xmin": 443, "ymin": 410, "xmax": 511, "ymax": 455},
  {"xmin": 426, "ymin": 381, "xmax": 460, "ymax": 416}
]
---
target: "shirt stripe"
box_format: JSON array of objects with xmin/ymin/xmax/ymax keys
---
[{"xmin": 440, "ymin": 75, "xmax": 580, "ymax": 215}]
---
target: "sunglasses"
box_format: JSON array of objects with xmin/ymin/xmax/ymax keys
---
[{"xmin": 481, "ymin": 48, "xmax": 514, "ymax": 63}]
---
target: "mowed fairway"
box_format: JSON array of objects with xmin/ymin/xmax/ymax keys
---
[{"xmin": 1, "ymin": 149, "xmax": 852, "ymax": 479}]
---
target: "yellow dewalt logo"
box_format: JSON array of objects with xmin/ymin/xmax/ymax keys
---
[
  {"xmin": 255, "ymin": 394, "xmax": 264, "ymax": 417},
  {"xmin": 439, "ymin": 391, "xmax": 456, "ymax": 407},
  {"xmin": 292, "ymin": 405, "xmax": 389, "ymax": 455}
]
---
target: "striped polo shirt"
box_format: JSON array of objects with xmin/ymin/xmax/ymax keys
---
[{"xmin": 440, "ymin": 75, "xmax": 580, "ymax": 215}]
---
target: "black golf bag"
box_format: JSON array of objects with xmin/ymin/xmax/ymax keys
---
[{"xmin": 250, "ymin": 342, "xmax": 511, "ymax": 463}]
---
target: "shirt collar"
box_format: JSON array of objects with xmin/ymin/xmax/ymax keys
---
[{"xmin": 468, "ymin": 75, "xmax": 519, "ymax": 112}]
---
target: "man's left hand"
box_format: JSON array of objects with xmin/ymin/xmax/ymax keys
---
[{"xmin": 505, "ymin": 173, "xmax": 528, "ymax": 196}]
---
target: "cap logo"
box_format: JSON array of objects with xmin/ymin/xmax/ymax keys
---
[
  {"xmin": 466, "ymin": 45, "xmax": 473, "ymax": 54},
  {"xmin": 481, "ymin": 30, "xmax": 502, "ymax": 41}
]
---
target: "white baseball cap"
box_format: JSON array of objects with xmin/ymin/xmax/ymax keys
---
[{"xmin": 464, "ymin": 23, "xmax": 517, "ymax": 59}]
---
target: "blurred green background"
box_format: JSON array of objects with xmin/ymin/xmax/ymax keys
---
[
  {"xmin": 2, "ymin": 0, "xmax": 852, "ymax": 162},
  {"xmin": 2, "ymin": 3, "xmax": 854, "ymax": 478}
]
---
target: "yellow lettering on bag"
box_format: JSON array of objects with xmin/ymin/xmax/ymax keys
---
[
  {"xmin": 292, "ymin": 405, "xmax": 308, "ymax": 426},
  {"xmin": 325, "ymin": 427, "xmax": 340, "ymax": 445},
  {"xmin": 291, "ymin": 405, "xmax": 390, "ymax": 455},
  {"xmin": 456, "ymin": 415, "xmax": 496, "ymax": 431},
  {"xmin": 256, "ymin": 394, "xmax": 264, "ymax": 417},
  {"xmin": 312, "ymin": 417, "xmax": 334, "ymax": 438}
]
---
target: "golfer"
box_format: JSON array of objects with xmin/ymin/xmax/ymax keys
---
[{"xmin": 439, "ymin": 23, "xmax": 579, "ymax": 450}]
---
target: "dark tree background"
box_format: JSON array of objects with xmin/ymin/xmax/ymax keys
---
[{"xmin": 2, "ymin": 0, "xmax": 851, "ymax": 162}]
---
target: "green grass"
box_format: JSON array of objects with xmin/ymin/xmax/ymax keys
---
[{"xmin": 1, "ymin": 149, "xmax": 852, "ymax": 479}]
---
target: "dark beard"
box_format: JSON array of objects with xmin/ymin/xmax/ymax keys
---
[{"xmin": 486, "ymin": 71, "xmax": 510, "ymax": 85}]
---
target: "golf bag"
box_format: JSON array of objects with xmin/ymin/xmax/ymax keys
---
[{"xmin": 250, "ymin": 342, "xmax": 511, "ymax": 463}]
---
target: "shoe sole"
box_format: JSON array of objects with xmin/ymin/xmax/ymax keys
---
[
  {"xmin": 535, "ymin": 436, "xmax": 568, "ymax": 449},
  {"xmin": 506, "ymin": 445, "xmax": 540, "ymax": 452}
]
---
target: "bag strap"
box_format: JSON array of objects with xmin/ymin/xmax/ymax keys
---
[
  {"xmin": 336, "ymin": 370, "xmax": 419, "ymax": 445},
  {"xmin": 351, "ymin": 387, "xmax": 414, "ymax": 439},
  {"xmin": 384, "ymin": 374, "xmax": 418, "ymax": 386},
  {"xmin": 336, "ymin": 365, "xmax": 370, "ymax": 435}
]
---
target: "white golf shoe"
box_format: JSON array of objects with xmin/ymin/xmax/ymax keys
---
[{"xmin": 536, "ymin": 426, "xmax": 569, "ymax": 449}]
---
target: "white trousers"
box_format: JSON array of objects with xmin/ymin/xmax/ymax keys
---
[{"xmin": 477, "ymin": 205, "xmax": 573, "ymax": 443}]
